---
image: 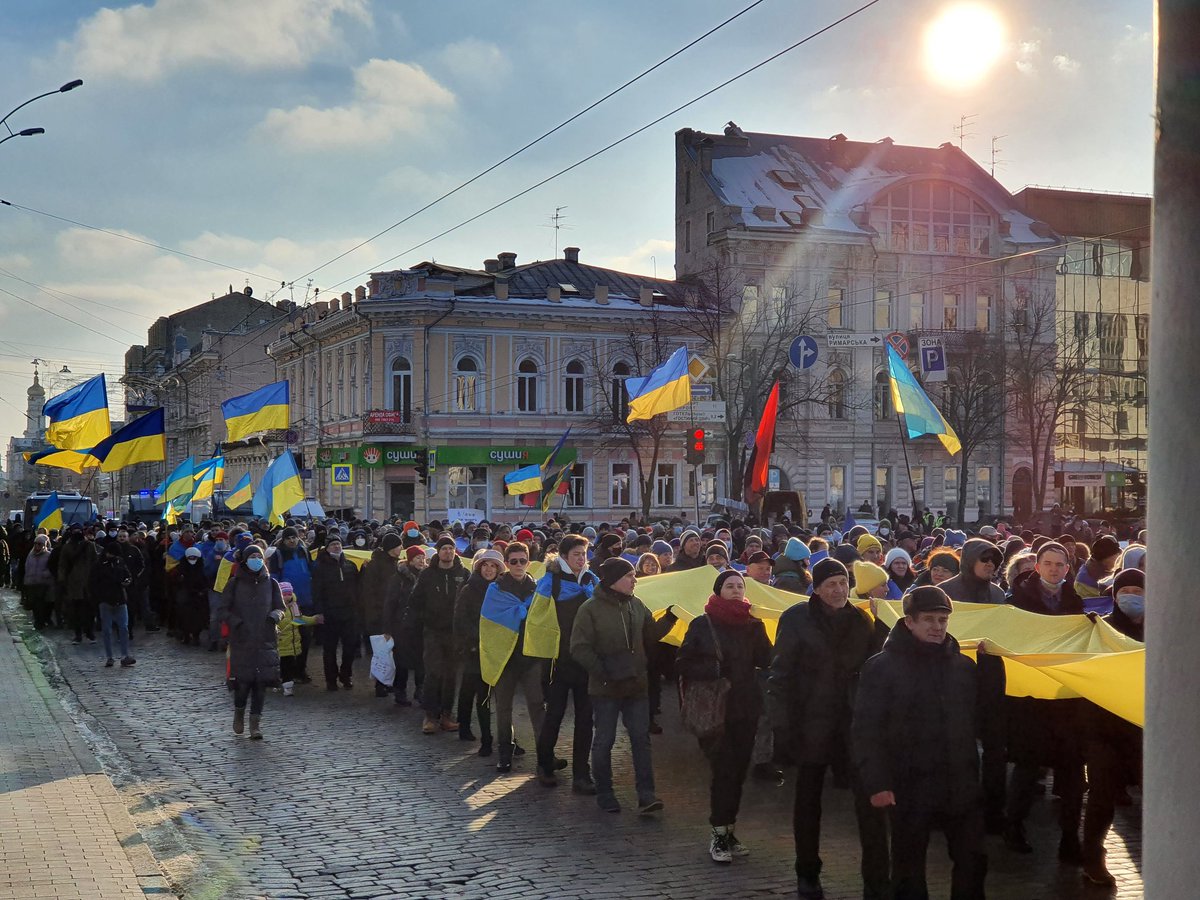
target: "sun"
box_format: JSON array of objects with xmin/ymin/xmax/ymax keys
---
[{"xmin": 922, "ymin": 3, "xmax": 1006, "ymax": 89}]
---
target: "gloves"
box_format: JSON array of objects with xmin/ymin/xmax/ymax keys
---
[{"xmin": 269, "ymin": 609, "xmax": 284, "ymax": 624}]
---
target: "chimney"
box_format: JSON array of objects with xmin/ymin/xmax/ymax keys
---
[
  {"xmin": 594, "ymin": 284, "xmax": 609, "ymax": 305},
  {"xmin": 495, "ymin": 280, "xmax": 509, "ymax": 301},
  {"xmin": 497, "ymin": 251, "xmax": 517, "ymax": 271},
  {"xmin": 483, "ymin": 258, "xmax": 500, "ymax": 273},
  {"xmin": 639, "ymin": 287, "xmax": 654, "ymax": 307},
  {"xmin": 547, "ymin": 285, "xmax": 562, "ymax": 303},
  {"xmin": 354, "ymin": 285, "xmax": 366, "ymax": 303},
  {"xmin": 563, "ymin": 246, "xmax": 580, "ymax": 264},
  {"xmin": 328, "ymin": 295, "xmax": 340, "ymax": 312},
  {"xmin": 341, "ymin": 291, "xmax": 352, "ymax": 306}
]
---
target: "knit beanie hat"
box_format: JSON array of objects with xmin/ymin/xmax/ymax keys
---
[
  {"xmin": 1091, "ymin": 535, "xmax": 1121, "ymax": 562},
  {"xmin": 651, "ymin": 539, "xmax": 673, "ymax": 555},
  {"xmin": 516, "ymin": 529, "xmax": 535, "ymax": 542},
  {"xmin": 704, "ymin": 540, "xmax": 729, "ymax": 560},
  {"xmin": 472, "ymin": 548, "xmax": 505, "ymax": 570},
  {"xmin": 405, "ymin": 546, "xmax": 427, "ymax": 562},
  {"xmin": 856, "ymin": 534, "xmax": 883, "ymax": 555},
  {"xmin": 852, "ymin": 561, "xmax": 889, "ymax": 596},
  {"xmin": 1112, "ymin": 568, "xmax": 1145, "ymax": 593},
  {"xmin": 435, "ymin": 535, "xmax": 457, "ymax": 550},
  {"xmin": 597, "ymin": 557, "xmax": 635, "ymax": 588},
  {"xmin": 278, "ymin": 581, "xmax": 294, "ymax": 597},
  {"xmin": 784, "ymin": 537, "xmax": 812, "ymax": 561},
  {"xmin": 680, "ymin": 528, "xmax": 701, "ymax": 546},
  {"xmin": 380, "ymin": 532, "xmax": 403, "ymax": 553},
  {"xmin": 713, "ymin": 569, "xmax": 745, "ymax": 594},
  {"xmin": 811, "ymin": 558, "xmax": 849, "ymax": 590},
  {"xmin": 943, "ymin": 529, "xmax": 967, "ymax": 549},
  {"xmin": 884, "ymin": 547, "xmax": 913, "ymax": 569}
]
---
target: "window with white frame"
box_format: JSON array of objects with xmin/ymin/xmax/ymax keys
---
[
  {"xmin": 567, "ymin": 463, "xmax": 588, "ymax": 507},
  {"xmin": 943, "ymin": 293, "xmax": 960, "ymax": 330},
  {"xmin": 869, "ymin": 182, "xmax": 992, "ymax": 255},
  {"xmin": 516, "ymin": 358, "xmax": 539, "ymax": 412},
  {"xmin": 976, "ymin": 294, "xmax": 992, "ymax": 331},
  {"xmin": 391, "ymin": 357, "xmax": 413, "ymax": 423},
  {"xmin": 654, "ymin": 463, "xmax": 677, "ymax": 507},
  {"xmin": 611, "ymin": 463, "xmax": 633, "ymax": 507},
  {"xmin": 909, "ymin": 293, "xmax": 924, "ymax": 330},
  {"xmin": 943, "ymin": 467, "xmax": 959, "ymax": 506},
  {"xmin": 448, "ymin": 466, "xmax": 488, "ymax": 514},
  {"xmin": 698, "ymin": 463, "xmax": 718, "ymax": 507},
  {"xmin": 873, "ymin": 371, "xmax": 891, "ymax": 420},
  {"xmin": 564, "ymin": 359, "xmax": 585, "ymax": 413},
  {"xmin": 911, "ymin": 466, "xmax": 926, "ymax": 510},
  {"xmin": 827, "ymin": 287, "xmax": 845, "ymax": 328},
  {"xmin": 455, "ymin": 356, "xmax": 479, "ymax": 412}
]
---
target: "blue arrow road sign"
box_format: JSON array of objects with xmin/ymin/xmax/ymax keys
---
[{"xmin": 789, "ymin": 335, "xmax": 819, "ymax": 370}]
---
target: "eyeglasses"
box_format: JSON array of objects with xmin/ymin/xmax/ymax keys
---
[{"xmin": 507, "ymin": 558, "xmax": 529, "ymax": 565}]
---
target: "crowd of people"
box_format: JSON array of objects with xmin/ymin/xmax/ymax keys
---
[{"xmin": 0, "ymin": 508, "xmax": 1147, "ymax": 899}]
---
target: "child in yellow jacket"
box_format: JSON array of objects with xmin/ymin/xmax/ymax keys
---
[{"xmin": 278, "ymin": 581, "xmax": 322, "ymax": 696}]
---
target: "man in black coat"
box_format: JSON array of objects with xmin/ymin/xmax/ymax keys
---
[
  {"xmin": 411, "ymin": 536, "xmax": 469, "ymax": 734},
  {"xmin": 853, "ymin": 586, "xmax": 986, "ymax": 899},
  {"xmin": 311, "ymin": 537, "xmax": 361, "ymax": 691},
  {"xmin": 768, "ymin": 558, "xmax": 888, "ymax": 900}
]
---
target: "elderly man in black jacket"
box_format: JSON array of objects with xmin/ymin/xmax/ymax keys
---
[
  {"xmin": 853, "ymin": 586, "xmax": 987, "ymax": 899},
  {"xmin": 768, "ymin": 558, "xmax": 888, "ymax": 900},
  {"xmin": 312, "ymin": 537, "xmax": 361, "ymax": 692}
]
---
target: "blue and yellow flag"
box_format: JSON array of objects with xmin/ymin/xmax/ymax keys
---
[
  {"xmin": 88, "ymin": 408, "xmax": 166, "ymax": 472},
  {"xmin": 158, "ymin": 456, "xmax": 196, "ymax": 506},
  {"xmin": 214, "ymin": 553, "xmax": 235, "ymax": 592},
  {"xmin": 886, "ymin": 345, "xmax": 961, "ymax": 456},
  {"xmin": 43, "ymin": 374, "xmax": 110, "ymax": 450},
  {"xmin": 253, "ymin": 451, "xmax": 304, "ymax": 525},
  {"xmin": 479, "ymin": 583, "xmax": 535, "ymax": 686},
  {"xmin": 34, "ymin": 491, "xmax": 63, "ymax": 531},
  {"xmin": 504, "ymin": 428, "xmax": 572, "ymax": 496},
  {"xmin": 194, "ymin": 454, "xmax": 225, "ymax": 486},
  {"xmin": 192, "ymin": 466, "xmax": 217, "ymax": 502},
  {"xmin": 224, "ymin": 473, "xmax": 252, "ymax": 509},
  {"xmin": 222, "ymin": 381, "xmax": 289, "ymax": 441},
  {"xmin": 24, "ymin": 446, "xmax": 97, "ymax": 474},
  {"xmin": 523, "ymin": 568, "xmax": 597, "ymax": 660},
  {"xmin": 625, "ymin": 346, "xmax": 691, "ymax": 422}
]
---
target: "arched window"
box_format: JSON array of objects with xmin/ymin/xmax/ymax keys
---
[
  {"xmin": 611, "ymin": 361, "xmax": 631, "ymax": 423},
  {"xmin": 516, "ymin": 358, "xmax": 539, "ymax": 412},
  {"xmin": 873, "ymin": 371, "xmax": 891, "ymax": 420},
  {"xmin": 868, "ymin": 181, "xmax": 993, "ymax": 256},
  {"xmin": 455, "ymin": 356, "xmax": 479, "ymax": 412},
  {"xmin": 391, "ymin": 357, "xmax": 412, "ymax": 423},
  {"xmin": 564, "ymin": 359, "xmax": 585, "ymax": 413},
  {"xmin": 827, "ymin": 369, "xmax": 846, "ymax": 419}
]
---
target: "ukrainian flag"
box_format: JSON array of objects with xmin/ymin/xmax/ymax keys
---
[
  {"xmin": 625, "ymin": 346, "xmax": 691, "ymax": 422},
  {"xmin": 24, "ymin": 446, "xmax": 97, "ymax": 474},
  {"xmin": 523, "ymin": 569, "xmax": 596, "ymax": 660},
  {"xmin": 222, "ymin": 381, "xmax": 289, "ymax": 441},
  {"xmin": 886, "ymin": 345, "xmax": 962, "ymax": 456},
  {"xmin": 214, "ymin": 553, "xmax": 235, "ymax": 592},
  {"xmin": 504, "ymin": 463, "xmax": 543, "ymax": 496},
  {"xmin": 539, "ymin": 461, "xmax": 573, "ymax": 513},
  {"xmin": 164, "ymin": 500, "xmax": 180, "ymax": 525},
  {"xmin": 194, "ymin": 454, "xmax": 225, "ymax": 486},
  {"xmin": 479, "ymin": 583, "xmax": 534, "ymax": 686},
  {"xmin": 158, "ymin": 456, "xmax": 196, "ymax": 506},
  {"xmin": 253, "ymin": 451, "xmax": 304, "ymax": 525},
  {"xmin": 34, "ymin": 491, "xmax": 63, "ymax": 531},
  {"xmin": 224, "ymin": 473, "xmax": 252, "ymax": 509},
  {"xmin": 43, "ymin": 374, "xmax": 110, "ymax": 450},
  {"xmin": 88, "ymin": 408, "xmax": 166, "ymax": 472},
  {"xmin": 192, "ymin": 465, "xmax": 217, "ymax": 502}
]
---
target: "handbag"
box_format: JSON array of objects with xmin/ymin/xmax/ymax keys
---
[{"xmin": 679, "ymin": 616, "xmax": 730, "ymax": 741}]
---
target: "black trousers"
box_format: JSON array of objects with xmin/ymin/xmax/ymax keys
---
[
  {"xmin": 702, "ymin": 718, "xmax": 758, "ymax": 826},
  {"xmin": 890, "ymin": 804, "xmax": 987, "ymax": 900},
  {"xmin": 975, "ymin": 652, "xmax": 1007, "ymax": 821},
  {"xmin": 421, "ymin": 630, "xmax": 458, "ymax": 718},
  {"xmin": 279, "ymin": 655, "xmax": 300, "ymax": 684},
  {"xmin": 1008, "ymin": 762, "xmax": 1083, "ymax": 837},
  {"xmin": 793, "ymin": 763, "xmax": 889, "ymax": 897},
  {"xmin": 322, "ymin": 620, "xmax": 358, "ymax": 686},
  {"xmin": 457, "ymin": 670, "xmax": 491, "ymax": 739},
  {"xmin": 71, "ymin": 596, "xmax": 94, "ymax": 640},
  {"xmin": 1083, "ymin": 720, "xmax": 1142, "ymax": 862},
  {"xmin": 297, "ymin": 625, "xmax": 313, "ymax": 677},
  {"xmin": 391, "ymin": 644, "xmax": 422, "ymax": 699},
  {"xmin": 234, "ymin": 680, "xmax": 266, "ymax": 714},
  {"xmin": 27, "ymin": 585, "xmax": 52, "ymax": 629},
  {"xmin": 537, "ymin": 665, "xmax": 592, "ymax": 775}
]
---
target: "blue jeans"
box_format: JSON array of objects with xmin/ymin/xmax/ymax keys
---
[
  {"xmin": 99, "ymin": 602, "xmax": 130, "ymax": 660},
  {"xmin": 591, "ymin": 694, "xmax": 655, "ymax": 805}
]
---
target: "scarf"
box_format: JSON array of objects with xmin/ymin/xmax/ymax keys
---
[{"xmin": 705, "ymin": 592, "xmax": 754, "ymax": 627}]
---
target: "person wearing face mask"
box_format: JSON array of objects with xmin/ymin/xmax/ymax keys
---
[
  {"xmin": 1078, "ymin": 567, "xmax": 1145, "ymax": 886},
  {"xmin": 1003, "ymin": 542, "xmax": 1087, "ymax": 866},
  {"xmin": 312, "ymin": 537, "xmax": 361, "ymax": 692},
  {"xmin": 24, "ymin": 534, "xmax": 55, "ymax": 629},
  {"xmin": 218, "ymin": 545, "xmax": 285, "ymax": 739},
  {"xmin": 269, "ymin": 527, "xmax": 314, "ymax": 677},
  {"xmin": 768, "ymin": 558, "xmax": 889, "ymax": 900},
  {"xmin": 172, "ymin": 547, "xmax": 210, "ymax": 646},
  {"xmin": 677, "ymin": 570, "xmax": 771, "ymax": 863}
]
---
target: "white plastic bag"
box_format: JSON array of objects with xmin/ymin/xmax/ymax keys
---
[{"xmin": 369, "ymin": 635, "xmax": 396, "ymax": 686}]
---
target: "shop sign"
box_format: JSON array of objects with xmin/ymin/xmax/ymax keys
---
[
  {"xmin": 316, "ymin": 446, "xmax": 356, "ymax": 468},
  {"xmin": 359, "ymin": 444, "xmax": 427, "ymax": 468},
  {"xmin": 435, "ymin": 446, "xmax": 578, "ymax": 467}
]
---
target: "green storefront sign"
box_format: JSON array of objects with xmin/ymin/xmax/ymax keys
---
[
  {"xmin": 435, "ymin": 446, "xmax": 578, "ymax": 467},
  {"xmin": 359, "ymin": 445, "xmax": 427, "ymax": 468},
  {"xmin": 315, "ymin": 447, "xmax": 356, "ymax": 468},
  {"xmin": 1105, "ymin": 472, "xmax": 1128, "ymax": 488}
]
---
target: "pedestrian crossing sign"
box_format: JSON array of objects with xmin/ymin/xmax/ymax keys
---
[{"xmin": 332, "ymin": 464, "xmax": 354, "ymax": 486}]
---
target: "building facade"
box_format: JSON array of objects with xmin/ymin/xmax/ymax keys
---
[
  {"xmin": 268, "ymin": 251, "xmax": 704, "ymax": 523},
  {"xmin": 675, "ymin": 125, "xmax": 1061, "ymax": 522}
]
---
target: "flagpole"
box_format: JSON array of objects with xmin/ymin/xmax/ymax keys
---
[{"xmin": 894, "ymin": 409, "xmax": 919, "ymax": 521}]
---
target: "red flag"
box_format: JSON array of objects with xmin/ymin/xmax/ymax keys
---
[{"xmin": 743, "ymin": 381, "xmax": 780, "ymax": 505}]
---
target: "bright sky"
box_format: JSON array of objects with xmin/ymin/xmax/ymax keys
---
[{"xmin": 0, "ymin": 0, "xmax": 1153, "ymax": 449}]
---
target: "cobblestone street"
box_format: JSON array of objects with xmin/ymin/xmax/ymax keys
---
[{"xmin": 3, "ymin": 590, "xmax": 1142, "ymax": 899}]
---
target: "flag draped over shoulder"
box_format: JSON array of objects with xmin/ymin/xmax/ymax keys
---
[
  {"xmin": 222, "ymin": 381, "xmax": 289, "ymax": 442},
  {"xmin": 88, "ymin": 408, "xmax": 166, "ymax": 472},
  {"xmin": 479, "ymin": 583, "xmax": 534, "ymax": 686},
  {"xmin": 743, "ymin": 381, "xmax": 780, "ymax": 505},
  {"xmin": 625, "ymin": 346, "xmax": 691, "ymax": 422},
  {"xmin": 523, "ymin": 568, "xmax": 596, "ymax": 660},
  {"xmin": 43, "ymin": 374, "xmax": 110, "ymax": 450},
  {"xmin": 34, "ymin": 491, "xmax": 63, "ymax": 531},
  {"xmin": 886, "ymin": 345, "xmax": 961, "ymax": 456}
]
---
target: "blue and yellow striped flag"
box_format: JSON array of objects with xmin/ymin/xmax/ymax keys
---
[
  {"xmin": 43, "ymin": 374, "xmax": 110, "ymax": 450},
  {"xmin": 224, "ymin": 473, "xmax": 252, "ymax": 509},
  {"xmin": 34, "ymin": 491, "xmax": 63, "ymax": 531},
  {"xmin": 625, "ymin": 346, "xmax": 691, "ymax": 422},
  {"xmin": 157, "ymin": 456, "xmax": 196, "ymax": 506},
  {"xmin": 88, "ymin": 408, "xmax": 166, "ymax": 472},
  {"xmin": 886, "ymin": 345, "xmax": 961, "ymax": 456},
  {"xmin": 479, "ymin": 583, "xmax": 536, "ymax": 686},
  {"xmin": 253, "ymin": 452, "xmax": 304, "ymax": 525},
  {"xmin": 222, "ymin": 381, "xmax": 289, "ymax": 442},
  {"xmin": 24, "ymin": 446, "xmax": 97, "ymax": 474}
]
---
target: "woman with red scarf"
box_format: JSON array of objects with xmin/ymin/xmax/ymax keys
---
[{"xmin": 677, "ymin": 570, "xmax": 772, "ymax": 865}]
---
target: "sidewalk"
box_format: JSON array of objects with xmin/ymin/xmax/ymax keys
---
[{"xmin": 0, "ymin": 605, "xmax": 172, "ymax": 900}]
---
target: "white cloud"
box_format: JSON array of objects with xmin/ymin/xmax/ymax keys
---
[
  {"xmin": 55, "ymin": 227, "xmax": 160, "ymax": 267},
  {"xmin": 1113, "ymin": 26, "xmax": 1151, "ymax": 65},
  {"xmin": 434, "ymin": 38, "xmax": 511, "ymax": 90},
  {"xmin": 260, "ymin": 58, "xmax": 455, "ymax": 150},
  {"xmin": 1015, "ymin": 40, "xmax": 1041, "ymax": 75},
  {"xmin": 66, "ymin": 0, "xmax": 370, "ymax": 81},
  {"xmin": 596, "ymin": 239, "xmax": 674, "ymax": 278},
  {"xmin": 1052, "ymin": 54, "xmax": 1081, "ymax": 74},
  {"xmin": 0, "ymin": 253, "xmax": 33, "ymax": 271}
]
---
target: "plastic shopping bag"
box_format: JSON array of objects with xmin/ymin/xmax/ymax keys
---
[{"xmin": 369, "ymin": 635, "xmax": 396, "ymax": 686}]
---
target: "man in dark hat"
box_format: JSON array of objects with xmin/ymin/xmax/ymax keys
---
[
  {"xmin": 769, "ymin": 558, "xmax": 888, "ymax": 900},
  {"xmin": 853, "ymin": 586, "xmax": 986, "ymax": 899}
]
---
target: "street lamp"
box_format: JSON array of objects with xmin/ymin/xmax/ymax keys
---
[
  {"xmin": 1, "ymin": 78, "xmax": 83, "ymax": 147},
  {"xmin": 0, "ymin": 127, "xmax": 45, "ymax": 148}
]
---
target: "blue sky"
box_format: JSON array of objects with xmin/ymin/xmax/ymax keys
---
[{"xmin": 0, "ymin": 0, "xmax": 1153, "ymax": 447}]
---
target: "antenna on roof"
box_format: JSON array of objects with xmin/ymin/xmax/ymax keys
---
[
  {"xmin": 541, "ymin": 206, "xmax": 572, "ymax": 257},
  {"xmin": 990, "ymin": 134, "xmax": 1008, "ymax": 178},
  {"xmin": 953, "ymin": 113, "xmax": 977, "ymax": 150}
]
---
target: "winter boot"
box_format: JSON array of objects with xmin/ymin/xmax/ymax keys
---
[
  {"xmin": 478, "ymin": 735, "xmax": 493, "ymax": 757},
  {"xmin": 374, "ymin": 680, "xmax": 389, "ymax": 698},
  {"xmin": 249, "ymin": 715, "xmax": 263, "ymax": 740},
  {"xmin": 496, "ymin": 743, "xmax": 513, "ymax": 773},
  {"xmin": 422, "ymin": 715, "xmax": 439, "ymax": 735},
  {"xmin": 233, "ymin": 707, "xmax": 245, "ymax": 735}
]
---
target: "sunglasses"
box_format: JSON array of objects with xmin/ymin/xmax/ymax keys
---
[{"xmin": 507, "ymin": 557, "xmax": 529, "ymax": 565}]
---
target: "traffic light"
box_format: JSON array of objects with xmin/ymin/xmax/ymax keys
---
[
  {"xmin": 414, "ymin": 450, "xmax": 429, "ymax": 486},
  {"xmin": 686, "ymin": 427, "xmax": 707, "ymax": 465}
]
